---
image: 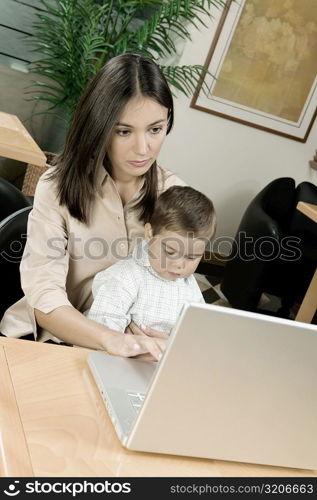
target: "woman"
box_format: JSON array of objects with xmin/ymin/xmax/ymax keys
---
[{"xmin": 0, "ymin": 54, "xmax": 186, "ymax": 359}]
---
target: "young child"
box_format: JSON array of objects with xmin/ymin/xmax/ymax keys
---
[{"xmin": 87, "ymin": 186, "xmax": 216, "ymax": 335}]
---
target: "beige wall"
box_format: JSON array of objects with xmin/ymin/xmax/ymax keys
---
[
  {"xmin": 159, "ymin": 14, "xmax": 317, "ymax": 242},
  {"xmin": 1, "ymin": 7, "xmax": 316, "ymax": 240}
]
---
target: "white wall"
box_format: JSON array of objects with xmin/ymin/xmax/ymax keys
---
[{"xmin": 159, "ymin": 13, "xmax": 317, "ymax": 243}]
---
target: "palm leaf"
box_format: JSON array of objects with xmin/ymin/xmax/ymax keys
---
[
  {"xmin": 115, "ymin": 0, "xmax": 226, "ymax": 58},
  {"xmin": 28, "ymin": 0, "xmax": 226, "ymax": 120},
  {"xmin": 161, "ymin": 65, "xmax": 212, "ymax": 97}
]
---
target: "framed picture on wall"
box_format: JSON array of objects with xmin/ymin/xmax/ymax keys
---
[{"xmin": 190, "ymin": 0, "xmax": 317, "ymax": 142}]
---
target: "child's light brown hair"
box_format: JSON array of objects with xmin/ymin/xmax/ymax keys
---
[{"xmin": 150, "ymin": 186, "xmax": 216, "ymax": 239}]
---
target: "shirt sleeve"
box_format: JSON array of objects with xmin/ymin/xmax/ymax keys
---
[
  {"xmin": 190, "ymin": 275, "xmax": 206, "ymax": 304},
  {"xmin": 87, "ymin": 263, "xmax": 137, "ymax": 332},
  {"xmin": 199, "ymin": 293, "xmax": 206, "ymax": 304},
  {"xmin": 20, "ymin": 172, "xmax": 72, "ymax": 314},
  {"xmin": 157, "ymin": 165, "xmax": 187, "ymax": 193}
]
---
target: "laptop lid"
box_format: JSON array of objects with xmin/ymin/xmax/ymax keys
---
[{"xmin": 88, "ymin": 303, "xmax": 317, "ymax": 469}]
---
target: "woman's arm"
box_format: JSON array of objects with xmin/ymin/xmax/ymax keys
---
[
  {"xmin": 22, "ymin": 176, "xmax": 165, "ymax": 359},
  {"xmin": 35, "ymin": 305, "xmax": 165, "ymax": 359}
]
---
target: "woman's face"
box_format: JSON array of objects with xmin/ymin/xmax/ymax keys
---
[{"xmin": 107, "ymin": 95, "xmax": 169, "ymax": 182}]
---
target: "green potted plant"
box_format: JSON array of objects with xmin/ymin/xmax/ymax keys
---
[{"xmin": 28, "ymin": 0, "xmax": 225, "ymax": 125}]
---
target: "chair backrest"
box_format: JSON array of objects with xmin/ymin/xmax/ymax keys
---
[
  {"xmin": 0, "ymin": 206, "xmax": 32, "ymax": 320},
  {"xmin": 240, "ymin": 177, "xmax": 296, "ymax": 237},
  {"xmin": 290, "ymin": 181, "xmax": 317, "ymax": 238},
  {"xmin": 260, "ymin": 177, "xmax": 296, "ymax": 231},
  {"xmin": 220, "ymin": 178, "xmax": 296, "ymax": 311},
  {"xmin": 0, "ymin": 177, "xmax": 31, "ymax": 222}
]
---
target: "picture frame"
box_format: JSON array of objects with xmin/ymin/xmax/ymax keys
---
[{"xmin": 190, "ymin": 0, "xmax": 317, "ymax": 142}]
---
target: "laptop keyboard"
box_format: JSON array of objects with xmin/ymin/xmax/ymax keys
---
[{"xmin": 127, "ymin": 391, "xmax": 146, "ymax": 414}]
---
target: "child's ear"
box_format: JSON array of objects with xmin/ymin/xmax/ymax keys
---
[{"xmin": 144, "ymin": 223, "xmax": 153, "ymax": 241}]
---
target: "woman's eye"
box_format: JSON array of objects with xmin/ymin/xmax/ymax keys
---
[
  {"xmin": 116, "ymin": 129, "xmax": 130, "ymax": 136},
  {"xmin": 165, "ymin": 249, "xmax": 175, "ymax": 256},
  {"xmin": 150, "ymin": 127, "xmax": 163, "ymax": 134}
]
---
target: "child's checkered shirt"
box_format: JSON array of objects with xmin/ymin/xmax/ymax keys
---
[{"xmin": 87, "ymin": 239, "xmax": 204, "ymax": 334}]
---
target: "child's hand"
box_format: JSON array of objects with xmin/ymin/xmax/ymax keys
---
[{"xmin": 126, "ymin": 321, "xmax": 169, "ymax": 339}]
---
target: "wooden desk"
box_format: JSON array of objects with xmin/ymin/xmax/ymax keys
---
[
  {"xmin": 0, "ymin": 338, "xmax": 316, "ymax": 478},
  {"xmin": 295, "ymin": 202, "xmax": 317, "ymax": 323},
  {"xmin": 0, "ymin": 111, "xmax": 46, "ymax": 166}
]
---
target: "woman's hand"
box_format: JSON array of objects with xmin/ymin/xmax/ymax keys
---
[
  {"xmin": 103, "ymin": 329, "xmax": 166, "ymax": 361},
  {"xmin": 122, "ymin": 322, "xmax": 168, "ymax": 361}
]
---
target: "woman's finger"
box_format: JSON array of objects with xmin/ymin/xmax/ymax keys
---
[
  {"xmin": 106, "ymin": 331, "xmax": 165, "ymax": 361},
  {"xmin": 136, "ymin": 336, "xmax": 165, "ymax": 361},
  {"xmin": 131, "ymin": 352, "xmax": 157, "ymax": 361}
]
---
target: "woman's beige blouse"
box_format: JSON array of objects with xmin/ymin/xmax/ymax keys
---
[{"xmin": 0, "ymin": 163, "xmax": 186, "ymax": 342}]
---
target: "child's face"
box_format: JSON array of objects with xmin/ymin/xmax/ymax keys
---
[{"xmin": 145, "ymin": 225, "xmax": 207, "ymax": 281}]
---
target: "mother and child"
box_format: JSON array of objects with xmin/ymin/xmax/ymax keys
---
[{"xmin": 0, "ymin": 54, "xmax": 216, "ymax": 360}]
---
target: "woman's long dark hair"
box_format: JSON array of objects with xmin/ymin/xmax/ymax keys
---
[{"xmin": 49, "ymin": 54, "xmax": 174, "ymax": 224}]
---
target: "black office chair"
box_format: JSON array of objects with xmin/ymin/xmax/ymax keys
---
[
  {"xmin": 0, "ymin": 177, "xmax": 31, "ymax": 223},
  {"xmin": 0, "ymin": 206, "xmax": 32, "ymax": 320},
  {"xmin": 220, "ymin": 177, "xmax": 317, "ymax": 319}
]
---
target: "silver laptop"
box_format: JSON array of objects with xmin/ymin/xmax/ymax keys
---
[{"xmin": 87, "ymin": 303, "xmax": 317, "ymax": 470}]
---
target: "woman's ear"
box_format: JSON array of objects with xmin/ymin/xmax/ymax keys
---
[{"xmin": 144, "ymin": 223, "xmax": 153, "ymax": 241}]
